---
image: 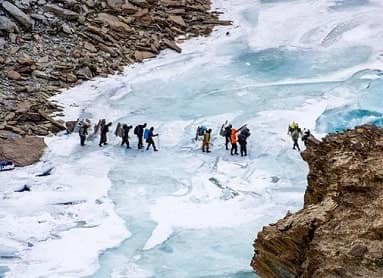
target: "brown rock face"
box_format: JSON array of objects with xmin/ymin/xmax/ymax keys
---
[
  {"xmin": 251, "ymin": 125, "xmax": 383, "ymax": 278},
  {"xmin": 0, "ymin": 136, "xmax": 46, "ymax": 166}
]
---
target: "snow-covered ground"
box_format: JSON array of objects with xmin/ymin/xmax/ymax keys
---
[{"xmin": 2, "ymin": 0, "xmax": 383, "ymax": 277}]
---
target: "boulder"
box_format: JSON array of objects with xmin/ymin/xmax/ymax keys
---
[
  {"xmin": 64, "ymin": 72, "xmax": 78, "ymax": 83},
  {"xmin": 17, "ymin": 54, "xmax": 34, "ymax": 65},
  {"xmin": 44, "ymin": 4, "xmax": 79, "ymax": 20},
  {"xmin": 121, "ymin": 2, "xmax": 139, "ymax": 13},
  {"xmin": 129, "ymin": 0, "xmax": 149, "ymax": 8},
  {"xmin": 168, "ymin": 15, "xmax": 186, "ymax": 27},
  {"xmin": 83, "ymin": 41, "xmax": 97, "ymax": 52},
  {"xmin": 163, "ymin": 39, "xmax": 181, "ymax": 53},
  {"xmin": 62, "ymin": 23, "xmax": 72, "ymax": 34},
  {"xmin": 96, "ymin": 13, "xmax": 132, "ymax": 33},
  {"xmin": 107, "ymin": 0, "xmax": 124, "ymax": 10},
  {"xmin": 2, "ymin": 1, "xmax": 34, "ymax": 30},
  {"xmin": 134, "ymin": 50, "xmax": 156, "ymax": 61},
  {"xmin": 32, "ymin": 70, "xmax": 50, "ymax": 80},
  {"xmin": 0, "ymin": 16, "xmax": 19, "ymax": 33},
  {"xmin": 76, "ymin": 66, "xmax": 93, "ymax": 80},
  {"xmin": 7, "ymin": 70, "xmax": 22, "ymax": 80},
  {"xmin": 0, "ymin": 137, "xmax": 46, "ymax": 166}
]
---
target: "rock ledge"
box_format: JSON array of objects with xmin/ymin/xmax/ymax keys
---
[{"xmin": 251, "ymin": 124, "xmax": 383, "ymax": 278}]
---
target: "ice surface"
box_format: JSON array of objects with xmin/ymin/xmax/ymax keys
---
[{"xmin": 2, "ymin": 0, "xmax": 383, "ymax": 277}]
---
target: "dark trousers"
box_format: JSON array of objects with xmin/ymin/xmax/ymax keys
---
[
  {"xmin": 99, "ymin": 134, "xmax": 107, "ymax": 146},
  {"xmin": 146, "ymin": 138, "xmax": 157, "ymax": 151},
  {"xmin": 240, "ymin": 142, "xmax": 247, "ymax": 156},
  {"xmin": 293, "ymin": 139, "xmax": 300, "ymax": 151},
  {"xmin": 121, "ymin": 138, "xmax": 130, "ymax": 148},
  {"xmin": 231, "ymin": 143, "xmax": 238, "ymax": 155},
  {"xmin": 225, "ymin": 136, "xmax": 230, "ymax": 150},
  {"xmin": 202, "ymin": 142, "xmax": 210, "ymax": 152},
  {"xmin": 138, "ymin": 136, "xmax": 143, "ymax": 149},
  {"xmin": 80, "ymin": 135, "xmax": 86, "ymax": 146}
]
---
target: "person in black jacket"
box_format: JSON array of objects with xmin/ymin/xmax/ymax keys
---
[
  {"xmin": 301, "ymin": 128, "xmax": 311, "ymax": 146},
  {"xmin": 146, "ymin": 126, "xmax": 158, "ymax": 151},
  {"xmin": 224, "ymin": 124, "xmax": 232, "ymax": 150},
  {"xmin": 79, "ymin": 123, "xmax": 89, "ymax": 146},
  {"xmin": 134, "ymin": 123, "xmax": 147, "ymax": 149},
  {"xmin": 238, "ymin": 127, "xmax": 250, "ymax": 156},
  {"xmin": 121, "ymin": 124, "xmax": 133, "ymax": 148},
  {"xmin": 99, "ymin": 122, "xmax": 112, "ymax": 147}
]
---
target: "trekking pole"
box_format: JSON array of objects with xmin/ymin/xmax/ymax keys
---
[{"xmin": 157, "ymin": 135, "xmax": 160, "ymax": 149}]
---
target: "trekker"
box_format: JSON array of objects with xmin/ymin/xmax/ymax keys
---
[
  {"xmin": 121, "ymin": 124, "xmax": 133, "ymax": 148},
  {"xmin": 238, "ymin": 127, "xmax": 251, "ymax": 156},
  {"xmin": 224, "ymin": 124, "xmax": 232, "ymax": 150},
  {"xmin": 79, "ymin": 122, "xmax": 89, "ymax": 146},
  {"xmin": 146, "ymin": 127, "xmax": 158, "ymax": 151},
  {"xmin": 219, "ymin": 121, "xmax": 232, "ymax": 150},
  {"xmin": 134, "ymin": 123, "xmax": 147, "ymax": 149},
  {"xmin": 230, "ymin": 128, "xmax": 238, "ymax": 155},
  {"xmin": 301, "ymin": 128, "xmax": 311, "ymax": 146},
  {"xmin": 99, "ymin": 121, "xmax": 112, "ymax": 147},
  {"xmin": 202, "ymin": 129, "xmax": 212, "ymax": 153},
  {"xmin": 287, "ymin": 121, "xmax": 302, "ymax": 151}
]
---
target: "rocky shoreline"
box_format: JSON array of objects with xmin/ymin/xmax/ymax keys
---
[
  {"xmin": 251, "ymin": 124, "xmax": 383, "ymax": 277},
  {"xmin": 0, "ymin": 0, "xmax": 230, "ymax": 166}
]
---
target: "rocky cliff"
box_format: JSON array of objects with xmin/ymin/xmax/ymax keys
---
[
  {"xmin": 0, "ymin": 0, "xmax": 229, "ymax": 165},
  {"xmin": 251, "ymin": 125, "xmax": 383, "ymax": 277}
]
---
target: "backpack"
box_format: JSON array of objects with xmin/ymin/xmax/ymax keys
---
[
  {"xmin": 144, "ymin": 128, "xmax": 150, "ymax": 140},
  {"xmin": 219, "ymin": 121, "xmax": 229, "ymax": 137},
  {"xmin": 134, "ymin": 126, "xmax": 139, "ymax": 135},
  {"xmin": 198, "ymin": 126, "xmax": 207, "ymax": 136}
]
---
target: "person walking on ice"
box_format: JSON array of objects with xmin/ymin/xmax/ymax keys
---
[
  {"xmin": 230, "ymin": 127, "xmax": 239, "ymax": 155},
  {"xmin": 288, "ymin": 121, "xmax": 302, "ymax": 151},
  {"xmin": 202, "ymin": 128, "xmax": 212, "ymax": 153},
  {"xmin": 146, "ymin": 127, "xmax": 159, "ymax": 151},
  {"xmin": 238, "ymin": 127, "xmax": 250, "ymax": 156},
  {"xmin": 78, "ymin": 121, "xmax": 89, "ymax": 146},
  {"xmin": 134, "ymin": 123, "xmax": 147, "ymax": 149},
  {"xmin": 121, "ymin": 124, "xmax": 133, "ymax": 149},
  {"xmin": 99, "ymin": 120, "xmax": 112, "ymax": 147}
]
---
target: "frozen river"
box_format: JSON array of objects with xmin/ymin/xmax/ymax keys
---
[{"xmin": 2, "ymin": 0, "xmax": 383, "ymax": 277}]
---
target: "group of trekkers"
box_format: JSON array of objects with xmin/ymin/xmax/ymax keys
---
[
  {"xmin": 69, "ymin": 118, "xmax": 311, "ymax": 155},
  {"xmin": 195, "ymin": 121, "xmax": 251, "ymax": 156},
  {"xmin": 287, "ymin": 121, "xmax": 311, "ymax": 151},
  {"xmin": 69, "ymin": 119, "xmax": 159, "ymax": 151}
]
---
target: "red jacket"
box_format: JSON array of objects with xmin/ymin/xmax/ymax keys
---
[{"xmin": 230, "ymin": 129, "xmax": 237, "ymax": 144}]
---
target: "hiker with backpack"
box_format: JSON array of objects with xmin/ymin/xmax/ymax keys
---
[
  {"xmin": 219, "ymin": 121, "xmax": 232, "ymax": 150},
  {"xmin": 79, "ymin": 121, "xmax": 90, "ymax": 146},
  {"xmin": 287, "ymin": 121, "xmax": 302, "ymax": 151},
  {"xmin": 99, "ymin": 121, "xmax": 112, "ymax": 147},
  {"xmin": 146, "ymin": 127, "xmax": 159, "ymax": 151},
  {"xmin": 202, "ymin": 129, "xmax": 212, "ymax": 153},
  {"xmin": 134, "ymin": 123, "xmax": 147, "ymax": 149},
  {"xmin": 121, "ymin": 124, "xmax": 133, "ymax": 149},
  {"xmin": 238, "ymin": 127, "xmax": 250, "ymax": 156},
  {"xmin": 224, "ymin": 124, "xmax": 232, "ymax": 150}
]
